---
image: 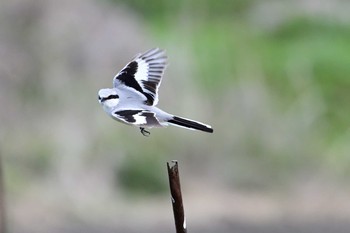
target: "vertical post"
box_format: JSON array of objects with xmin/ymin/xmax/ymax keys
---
[{"xmin": 167, "ymin": 160, "xmax": 187, "ymax": 233}]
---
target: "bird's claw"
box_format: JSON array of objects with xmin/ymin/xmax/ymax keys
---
[{"xmin": 140, "ymin": 127, "xmax": 150, "ymax": 137}]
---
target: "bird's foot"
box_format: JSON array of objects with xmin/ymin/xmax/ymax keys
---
[{"xmin": 140, "ymin": 127, "xmax": 150, "ymax": 137}]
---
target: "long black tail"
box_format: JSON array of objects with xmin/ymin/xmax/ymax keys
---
[{"xmin": 167, "ymin": 116, "xmax": 213, "ymax": 133}]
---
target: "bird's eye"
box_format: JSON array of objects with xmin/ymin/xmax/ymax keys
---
[{"xmin": 98, "ymin": 96, "xmax": 102, "ymax": 100}]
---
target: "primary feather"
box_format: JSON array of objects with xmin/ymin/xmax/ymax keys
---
[{"xmin": 113, "ymin": 48, "xmax": 167, "ymax": 106}]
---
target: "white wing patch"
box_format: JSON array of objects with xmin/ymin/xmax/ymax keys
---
[
  {"xmin": 132, "ymin": 112, "xmax": 147, "ymax": 125},
  {"xmin": 112, "ymin": 109, "xmax": 161, "ymax": 127}
]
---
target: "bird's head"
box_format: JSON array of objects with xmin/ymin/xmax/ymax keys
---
[{"xmin": 98, "ymin": 88, "xmax": 119, "ymax": 110}]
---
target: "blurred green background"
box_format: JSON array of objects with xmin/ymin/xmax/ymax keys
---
[{"xmin": 1, "ymin": 0, "xmax": 350, "ymax": 232}]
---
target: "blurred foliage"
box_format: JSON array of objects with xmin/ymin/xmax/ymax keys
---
[
  {"xmin": 111, "ymin": 0, "xmax": 256, "ymax": 20},
  {"xmin": 260, "ymin": 17, "xmax": 350, "ymax": 138},
  {"xmin": 3, "ymin": 134, "xmax": 54, "ymax": 194},
  {"xmin": 116, "ymin": 153, "xmax": 167, "ymax": 195}
]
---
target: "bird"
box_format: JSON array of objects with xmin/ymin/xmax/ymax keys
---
[{"xmin": 98, "ymin": 48, "xmax": 213, "ymax": 136}]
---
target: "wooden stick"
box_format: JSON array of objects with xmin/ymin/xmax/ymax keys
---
[{"xmin": 167, "ymin": 160, "xmax": 187, "ymax": 233}]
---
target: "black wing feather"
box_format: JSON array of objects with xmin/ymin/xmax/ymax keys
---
[{"xmin": 113, "ymin": 48, "xmax": 167, "ymax": 106}]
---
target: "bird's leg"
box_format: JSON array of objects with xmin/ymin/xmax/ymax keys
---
[{"xmin": 140, "ymin": 127, "xmax": 150, "ymax": 137}]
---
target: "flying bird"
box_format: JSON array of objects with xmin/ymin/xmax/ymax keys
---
[{"xmin": 98, "ymin": 48, "xmax": 213, "ymax": 136}]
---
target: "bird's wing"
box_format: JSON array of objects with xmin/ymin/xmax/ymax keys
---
[
  {"xmin": 113, "ymin": 48, "xmax": 167, "ymax": 106},
  {"xmin": 112, "ymin": 109, "xmax": 161, "ymax": 127}
]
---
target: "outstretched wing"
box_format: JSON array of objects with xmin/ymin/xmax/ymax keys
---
[
  {"xmin": 112, "ymin": 109, "xmax": 161, "ymax": 127},
  {"xmin": 113, "ymin": 48, "xmax": 167, "ymax": 106}
]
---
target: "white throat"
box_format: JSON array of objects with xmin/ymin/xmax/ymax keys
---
[{"xmin": 102, "ymin": 98, "xmax": 119, "ymax": 112}]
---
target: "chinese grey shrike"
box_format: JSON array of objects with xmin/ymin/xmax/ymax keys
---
[{"xmin": 98, "ymin": 48, "xmax": 213, "ymax": 136}]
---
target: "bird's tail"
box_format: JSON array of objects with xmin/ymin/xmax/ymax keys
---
[{"xmin": 167, "ymin": 116, "xmax": 213, "ymax": 133}]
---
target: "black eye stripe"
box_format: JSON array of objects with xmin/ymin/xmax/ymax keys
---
[
  {"xmin": 101, "ymin": 94, "xmax": 119, "ymax": 102},
  {"xmin": 107, "ymin": 94, "xmax": 119, "ymax": 99}
]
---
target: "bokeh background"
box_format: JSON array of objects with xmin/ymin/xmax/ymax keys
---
[{"xmin": 1, "ymin": 0, "xmax": 350, "ymax": 232}]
